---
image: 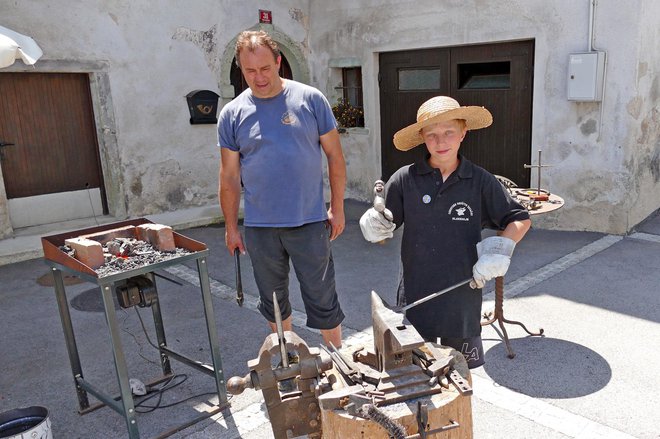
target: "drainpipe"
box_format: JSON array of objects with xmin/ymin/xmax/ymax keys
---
[
  {"xmin": 588, "ymin": 0, "xmax": 594, "ymax": 51},
  {"xmin": 589, "ymin": 0, "xmax": 607, "ymax": 141}
]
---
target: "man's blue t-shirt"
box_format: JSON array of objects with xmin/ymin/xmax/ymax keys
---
[{"xmin": 218, "ymin": 80, "xmax": 337, "ymax": 227}]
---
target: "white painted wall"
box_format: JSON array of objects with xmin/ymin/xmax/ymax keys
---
[
  {"xmin": 1, "ymin": 0, "xmax": 310, "ymax": 227},
  {"xmin": 309, "ymin": 0, "xmax": 660, "ymax": 234},
  {"xmin": 1, "ymin": 0, "xmax": 658, "ymax": 234}
]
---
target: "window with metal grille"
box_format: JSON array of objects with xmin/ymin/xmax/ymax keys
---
[{"xmin": 333, "ymin": 67, "xmax": 364, "ymax": 128}]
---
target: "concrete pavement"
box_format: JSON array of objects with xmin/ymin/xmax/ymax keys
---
[{"xmin": 0, "ymin": 200, "xmax": 658, "ymax": 438}]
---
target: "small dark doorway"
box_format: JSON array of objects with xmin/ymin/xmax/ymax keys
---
[
  {"xmin": 230, "ymin": 53, "xmax": 293, "ymax": 98},
  {"xmin": 379, "ymin": 40, "xmax": 534, "ymax": 186}
]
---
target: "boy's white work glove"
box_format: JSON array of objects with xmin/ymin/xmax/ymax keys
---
[
  {"xmin": 359, "ymin": 208, "xmax": 395, "ymax": 243},
  {"xmin": 470, "ymin": 236, "xmax": 516, "ymax": 289}
]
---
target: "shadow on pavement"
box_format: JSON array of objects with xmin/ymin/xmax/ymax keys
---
[{"xmin": 484, "ymin": 336, "xmax": 611, "ymax": 399}]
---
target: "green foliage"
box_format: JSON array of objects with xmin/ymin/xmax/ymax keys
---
[{"xmin": 332, "ymin": 98, "xmax": 364, "ymax": 128}]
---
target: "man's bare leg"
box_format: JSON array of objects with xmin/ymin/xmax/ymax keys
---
[
  {"xmin": 269, "ymin": 315, "xmax": 293, "ymax": 333},
  {"xmin": 270, "ymin": 318, "xmax": 342, "ymax": 348},
  {"xmin": 321, "ymin": 325, "xmax": 342, "ymax": 348}
]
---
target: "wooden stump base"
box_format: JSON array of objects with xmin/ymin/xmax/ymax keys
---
[{"xmin": 321, "ymin": 345, "xmax": 473, "ymax": 438}]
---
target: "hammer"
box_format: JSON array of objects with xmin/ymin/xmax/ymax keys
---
[
  {"xmin": 372, "ymin": 180, "xmax": 394, "ymax": 245},
  {"xmin": 373, "ymin": 180, "xmax": 393, "ymax": 222}
]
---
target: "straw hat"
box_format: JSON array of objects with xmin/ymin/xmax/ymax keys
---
[{"xmin": 393, "ymin": 96, "xmax": 493, "ymax": 151}]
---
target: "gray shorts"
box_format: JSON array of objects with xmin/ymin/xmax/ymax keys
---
[{"xmin": 245, "ymin": 221, "xmax": 344, "ymax": 330}]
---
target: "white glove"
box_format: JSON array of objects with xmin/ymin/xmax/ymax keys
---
[
  {"xmin": 470, "ymin": 236, "xmax": 516, "ymax": 288},
  {"xmin": 359, "ymin": 207, "xmax": 395, "ymax": 243}
]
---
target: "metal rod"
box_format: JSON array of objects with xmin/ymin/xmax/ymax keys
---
[
  {"xmin": 401, "ymin": 278, "xmax": 473, "ymax": 312},
  {"xmin": 51, "ymin": 268, "xmax": 91, "ymax": 411},
  {"xmin": 524, "ymin": 149, "xmax": 553, "ymax": 195},
  {"xmin": 197, "ymin": 256, "xmax": 228, "ymax": 403},
  {"xmin": 589, "ymin": 0, "xmax": 595, "ymax": 52},
  {"xmin": 152, "ymin": 405, "xmax": 225, "ymax": 439},
  {"xmin": 234, "ymin": 249, "xmax": 244, "ymax": 306},
  {"xmin": 75, "ymin": 377, "xmax": 124, "ymax": 415},
  {"xmin": 273, "ymin": 291, "xmax": 289, "ymax": 368},
  {"xmin": 159, "ymin": 346, "xmax": 215, "ymax": 376},
  {"xmin": 536, "ymin": 150, "xmax": 542, "ymax": 194},
  {"xmin": 77, "ymin": 374, "xmax": 175, "ymax": 415},
  {"xmin": 100, "ymin": 282, "xmax": 140, "ymax": 438},
  {"xmin": 147, "ymin": 272, "xmax": 173, "ymax": 376},
  {"xmin": 153, "ymin": 270, "xmax": 184, "ymax": 286}
]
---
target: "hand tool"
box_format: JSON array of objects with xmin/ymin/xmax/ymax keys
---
[
  {"xmin": 273, "ymin": 291, "xmax": 288, "ymax": 368},
  {"xmin": 373, "ymin": 180, "xmax": 393, "ymax": 221},
  {"xmin": 400, "ymin": 278, "xmax": 473, "ymax": 312},
  {"xmin": 372, "ymin": 180, "xmax": 394, "ymax": 245},
  {"xmin": 234, "ymin": 248, "xmax": 243, "ymax": 306},
  {"xmin": 321, "ymin": 342, "xmax": 364, "ymax": 386}
]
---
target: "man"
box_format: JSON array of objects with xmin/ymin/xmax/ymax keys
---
[
  {"xmin": 360, "ymin": 96, "xmax": 531, "ymax": 368},
  {"xmin": 218, "ymin": 30, "xmax": 346, "ymax": 347}
]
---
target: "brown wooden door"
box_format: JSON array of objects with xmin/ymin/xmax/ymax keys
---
[
  {"xmin": 379, "ymin": 48, "xmax": 450, "ymax": 182},
  {"xmin": 379, "ymin": 40, "xmax": 534, "ymax": 186},
  {"xmin": 0, "ymin": 72, "xmax": 106, "ymax": 205},
  {"xmin": 449, "ymin": 40, "xmax": 534, "ymax": 186}
]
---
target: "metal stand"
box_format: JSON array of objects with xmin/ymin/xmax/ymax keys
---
[
  {"xmin": 47, "ymin": 252, "xmax": 228, "ymax": 439},
  {"xmin": 481, "ymin": 276, "xmax": 544, "ymax": 358},
  {"xmin": 485, "ymin": 152, "xmax": 561, "ymax": 359}
]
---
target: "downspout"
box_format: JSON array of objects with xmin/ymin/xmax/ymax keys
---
[
  {"xmin": 588, "ymin": 0, "xmax": 594, "ymax": 51},
  {"xmin": 589, "ymin": 0, "xmax": 607, "ymax": 142}
]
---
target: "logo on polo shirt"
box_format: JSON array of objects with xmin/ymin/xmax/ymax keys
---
[
  {"xmin": 281, "ymin": 111, "xmax": 297, "ymax": 125},
  {"xmin": 448, "ymin": 202, "xmax": 473, "ymax": 222}
]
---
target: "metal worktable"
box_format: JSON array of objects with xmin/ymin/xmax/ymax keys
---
[{"xmin": 42, "ymin": 219, "xmax": 228, "ymax": 438}]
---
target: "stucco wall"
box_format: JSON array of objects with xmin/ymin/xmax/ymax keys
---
[
  {"xmin": 2, "ymin": 1, "xmax": 658, "ymax": 234},
  {"xmin": 1, "ymin": 0, "xmax": 311, "ymax": 221},
  {"xmin": 308, "ymin": 0, "xmax": 659, "ymax": 234},
  {"xmin": 624, "ymin": 1, "xmax": 660, "ymax": 231}
]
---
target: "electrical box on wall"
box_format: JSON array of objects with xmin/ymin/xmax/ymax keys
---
[{"xmin": 567, "ymin": 51, "xmax": 605, "ymax": 101}]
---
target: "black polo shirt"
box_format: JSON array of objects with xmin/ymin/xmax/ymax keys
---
[{"xmin": 385, "ymin": 154, "xmax": 530, "ymax": 338}]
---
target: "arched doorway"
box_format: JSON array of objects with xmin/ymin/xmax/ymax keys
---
[{"xmin": 229, "ymin": 53, "xmax": 293, "ymax": 98}]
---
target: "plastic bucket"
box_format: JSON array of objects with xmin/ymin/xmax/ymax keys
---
[{"xmin": 0, "ymin": 406, "xmax": 52, "ymax": 439}]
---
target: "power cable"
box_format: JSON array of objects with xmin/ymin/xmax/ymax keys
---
[
  {"xmin": 119, "ymin": 308, "xmax": 160, "ymax": 366},
  {"xmin": 118, "ymin": 307, "xmax": 232, "ymax": 412}
]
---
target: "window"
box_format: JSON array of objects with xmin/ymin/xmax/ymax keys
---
[
  {"xmin": 398, "ymin": 68, "xmax": 443, "ymax": 90},
  {"xmin": 334, "ymin": 67, "xmax": 364, "ymax": 128},
  {"xmin": 458, "ymin": 61, "xmax": 511, "ymax": 89}
]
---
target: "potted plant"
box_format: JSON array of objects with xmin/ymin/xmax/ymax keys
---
[{"xmin": 332, "ymin": 98, "xmax": 364, "ymax": 133}]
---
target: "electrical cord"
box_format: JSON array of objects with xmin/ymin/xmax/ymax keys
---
[
  {"xmin": 133, "ymin": 374, "xmax": 219, "ymax": 413},
  {"xmin": 119, "ymin": 307, "xmax": 233, "ymax": 412},
  {"xmin": 133, "ymin": 307, "xmax": 160, "ymax": 351},
  {"xmin": 84, "ymin": 182, "xmax": 100, "ymax": 226},
  {"xmin": 119, "ymin": 309, "xmax": 160, "ymax": 366}
]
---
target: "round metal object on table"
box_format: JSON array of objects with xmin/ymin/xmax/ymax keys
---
[
  {"xmin": 513, "ymin": 189, "xmax": 564, "ymax": 216},
  {"xmin": 515, "ymin": 188, "xmax": 550, "ymax": 196}
]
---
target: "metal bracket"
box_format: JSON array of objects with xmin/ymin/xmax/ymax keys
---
[
  {"xmin": 447, "ymin": 368, "xmax": 473, "ymax": 395},
  {"xmin": 413, "ymin": 400, "xmax": 461, "ymax": 438}
]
